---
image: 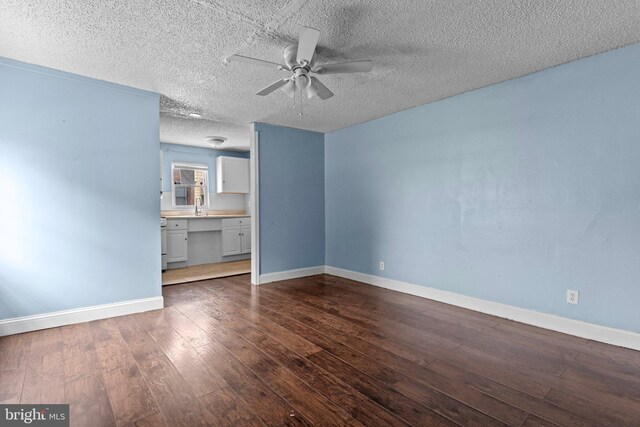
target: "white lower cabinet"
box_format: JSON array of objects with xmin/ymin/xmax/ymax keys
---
[
  {"xmin": 240, "ymin": 225, "xmax": 251, "ymax": 253},
  {"xmin": 167, "ymin": 230, "xmax": 188, "ymax": 262},
  {"xmin": 167, "ymin": 219, "xmax": 188, "ymax": 263},
  {"xmin": 222, "ymin": 226, "xmax": 242, "ymax": 256},
  {"xmin": 222, "ymin": 218, "xmax": 251, "ymax": 256},
  {"xmin": 166, "ymin": 217, "xmax": 249, "ymax": 265}
]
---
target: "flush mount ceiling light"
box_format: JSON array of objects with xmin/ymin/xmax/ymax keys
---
[
  {"xmin": 205, "ymin": 136, "xmax": 227, "ymax": 147},
  {"xmin": 188, "ymin": 113, "xmax": 203, "ymax": 118}
]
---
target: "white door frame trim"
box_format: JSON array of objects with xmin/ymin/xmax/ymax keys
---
[{"xmin": 250, "ymin": 124, "xmax": 260, "ymax": 285}]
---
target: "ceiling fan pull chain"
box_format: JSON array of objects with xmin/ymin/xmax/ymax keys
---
[
  {"xmin": 299, "ymin": 89, "xmax": 304, "ymax": 117},
  {"xmin": 299, "ymin": 87, "xmax": 303, "ymax": 117},
  {"xmin": 293, "ymin": 85, "xmax": 297, "ymax": 110}
]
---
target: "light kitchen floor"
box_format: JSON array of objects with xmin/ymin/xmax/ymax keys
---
[{"xmin": 162, "ymin": 260, "xmax": 251, "ymax": 286}]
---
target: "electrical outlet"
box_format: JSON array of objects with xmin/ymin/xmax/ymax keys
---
[
  {"xmin": 567, "ymin": 289, "xmax": 579, "ymax": 305},
  {"xmin": 379, "ymin": 261, "xmax": 385, "ymax": 271}
]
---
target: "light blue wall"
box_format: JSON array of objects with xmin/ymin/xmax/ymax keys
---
[
  {"xmin": 0, "ymin": 57, "xmax": 161, "ymax": 320},
  {"xmin": 325, "ymin": 44, "xmax": 640, "ymax": 333},
  {"xmin": 256, "ymin": 123, "xmax": 325, "ymax": 274},
  {"xmin": 160, "ymin": 143, "xmax": 248, "ymax": 193}
]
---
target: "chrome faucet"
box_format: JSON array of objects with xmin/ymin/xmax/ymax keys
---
[{"xmin": 195, "ymin": 198, "xmax": 202, "ymax": 216}]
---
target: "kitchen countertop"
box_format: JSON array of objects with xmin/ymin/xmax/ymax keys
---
[
  {"xmin": 162, "ymin": 214, "xmax": 250, "ymax": 219},
  {"xmin": 161, "ymin": 210, "xmax": 249, "ymax": 219}
]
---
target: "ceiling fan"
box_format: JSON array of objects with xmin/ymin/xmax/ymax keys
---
[{"xmin": 227, "ymin": 27, "xmax": 373, "ymax": 101}]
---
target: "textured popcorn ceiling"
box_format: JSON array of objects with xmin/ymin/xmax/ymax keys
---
[{"xmin": 2, "ymin": 1, "xmax": 640, "ymax": 150}]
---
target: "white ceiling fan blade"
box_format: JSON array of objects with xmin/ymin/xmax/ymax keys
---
[
  {"xmin": 296, "ymin": 27, "xmax": 320, "ymax": 65},
  {"xmin": 307, "ymin": 76, "xmax": 334, "ymax": 100},
  {"xmin": 256, "ymin": 78, "xmax": 290, "ymax": 96},
  {"xmin": 313, "ymin": 60, "xmax": 373, "ymax": 74},
  {"xmin": 228, "ymin": 54, "xmax": 287, "ymax": 70},
  {"xmin": 281, "ymin": 80, "xmax": 295, "ymax": 98}
]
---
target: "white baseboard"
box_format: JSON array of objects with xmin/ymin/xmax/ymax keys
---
[
  {"xmin": 0, "ymin": 296, "xmax": 164, "ymax": 337},
  {"xmin": 324, "ymin": 266, "xmax": 640, "ymax": 351},
  {"xmin": 259, "ymin": 265, "xmax": 325, "ymax": 284}
]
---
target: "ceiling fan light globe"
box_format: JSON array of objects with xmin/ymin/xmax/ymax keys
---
[
  {"xmin": 306, "ymin": 85, "xmax": 317, "ymax": 99},
  {"xmin": 295, "ymin": 75, "xmax": 309, "ymax": 90},
  {"xmin": 281, "ymin": 80, "xmax": 295, "ymax": 98}
]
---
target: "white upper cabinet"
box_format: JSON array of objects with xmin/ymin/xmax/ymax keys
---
[{"xmin": 216, "ymin": 156, "xmax": 249, "ymax": 194}]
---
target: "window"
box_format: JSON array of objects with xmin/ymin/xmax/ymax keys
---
[{"xmin": 171, "ymin": 162, "xmax": 209, "ymax": 208}]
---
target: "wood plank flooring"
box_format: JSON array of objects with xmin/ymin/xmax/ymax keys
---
[
  {"xmin": 2, "ymin": 273, "xmax": 639, "ymax": 426},
  {"xmin": 162, "ymin": 260, "xmax": 251, "ymax": 286}
]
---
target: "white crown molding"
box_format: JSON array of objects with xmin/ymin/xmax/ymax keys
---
[
  {"xmin": 324, "ymin": 266, "xmax": 640, "ymax": 351},
  {"xmin": 0, "ymin": 296, "xmax": 164, "ymax": 336}
]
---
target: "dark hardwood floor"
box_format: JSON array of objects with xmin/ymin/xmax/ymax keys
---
[{"xmin": 2, "ymin": 274, "xmax": 639, "ymax": 426}]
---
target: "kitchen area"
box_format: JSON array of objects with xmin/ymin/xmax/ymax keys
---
[{"xmin": 160, "ymin": 143, "xmax": 251, "ymax": 285}]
